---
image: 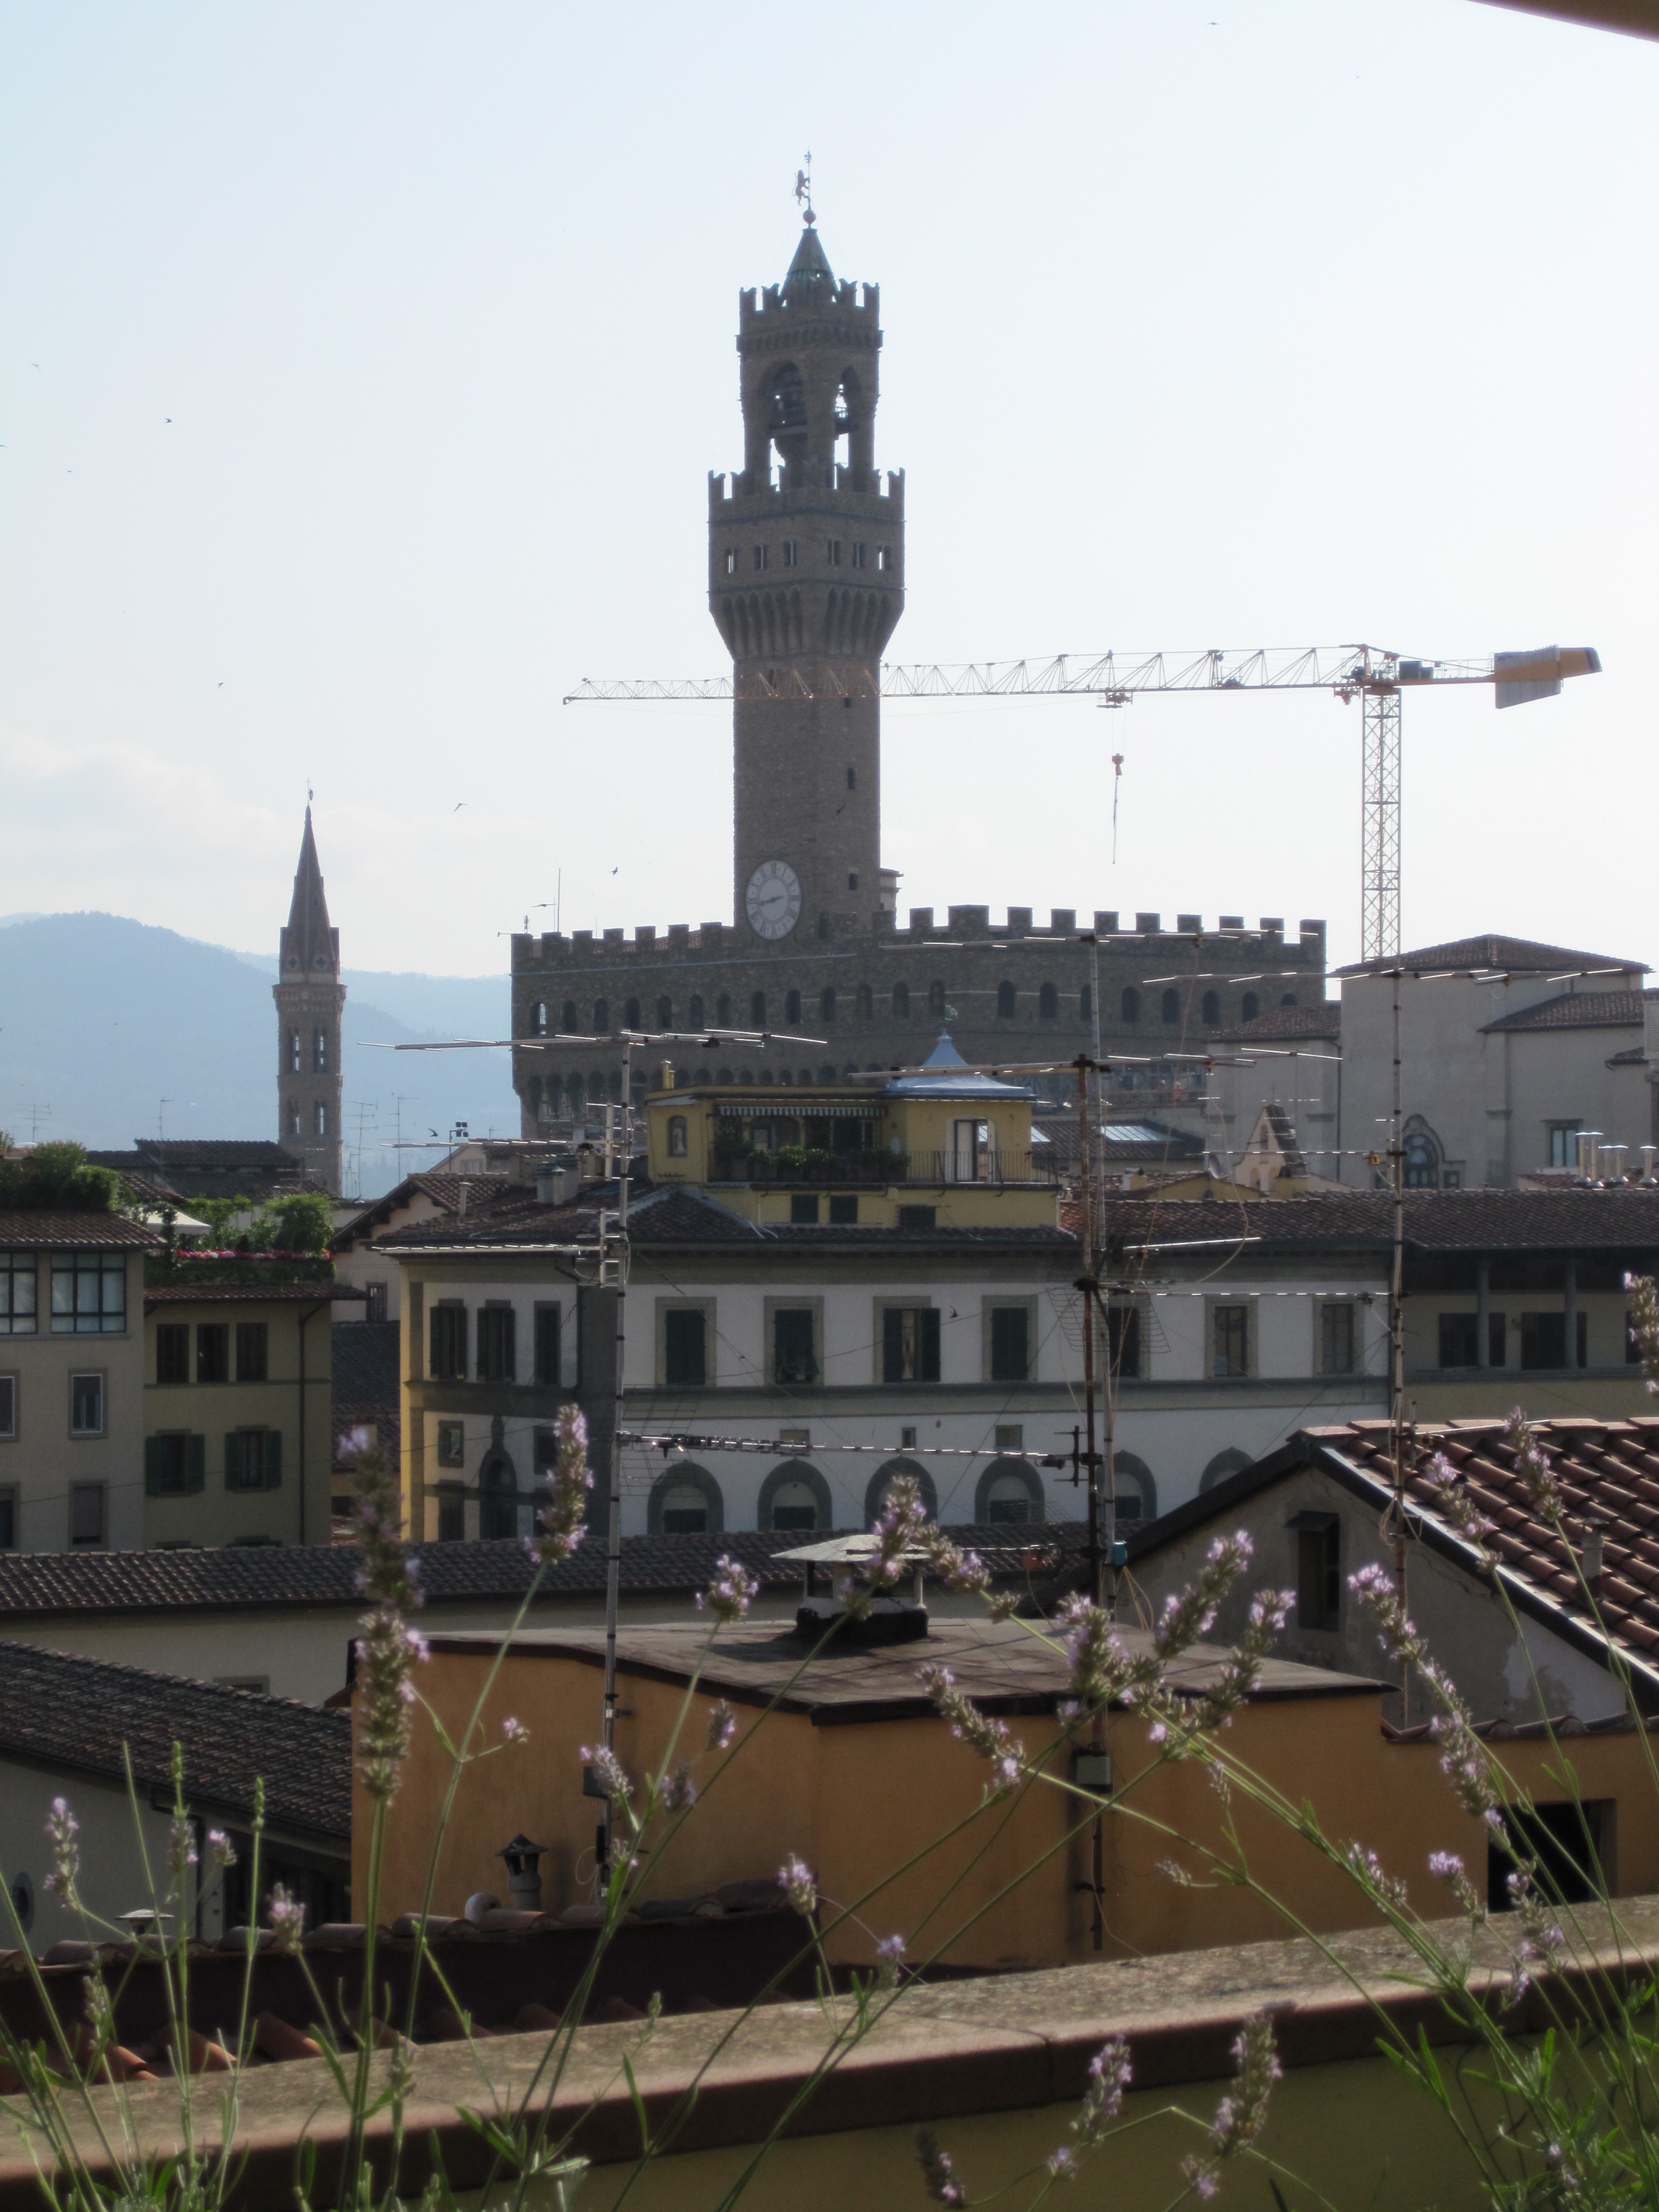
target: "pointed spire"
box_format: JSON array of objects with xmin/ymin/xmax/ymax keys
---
[
  {"xmin": 279, "ymin": 806, "xmax": 339, "ymax": 977},
  {"xmin": 781, "ymin": 222, "xmax": 835, "ymax": 302}
]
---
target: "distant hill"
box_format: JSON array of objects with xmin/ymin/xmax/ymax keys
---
[{"xmin": 0, "ymin": 913, "xmax": 516, "ymax": 1198}]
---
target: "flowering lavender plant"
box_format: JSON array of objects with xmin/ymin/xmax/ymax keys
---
[
  {"xmin": 697, "ymin": 1554, "xmax": 760, "ymax": 1624},
  {"xmin": 347, "ymin": 1445, "xmax": 428, "ymax": 1801},
  {"xmin": 529, "ymin": 1403, "xmax": 592, "ymax": 1567},
  {"xmin": 1181, "ymin": 2011, "xmax": 1282, "ymax": 2199}
]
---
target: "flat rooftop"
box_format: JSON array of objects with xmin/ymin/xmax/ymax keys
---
[{"xmin": 426, "ymin": 1616, "xmax": 1385, "ymax": 1723}]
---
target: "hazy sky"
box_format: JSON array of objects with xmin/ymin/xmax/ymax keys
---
[{"xmin": 2, "ymin": 2, "xmax": 1654, "ymax": 983}]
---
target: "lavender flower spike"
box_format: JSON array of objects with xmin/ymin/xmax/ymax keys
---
[
  {"xmin": 778, "ymin": 1853, "xmax": 817, "ymax": 1917},
  {"xmin": 706, "ymin": 1699, "xmax": 739, "ymax": 1752},
  {"xmin": 698, "ymin": 1554, "xmax": 760, "ymax": 1624},
  {"xmin": 529, "ymin": 1402, "xmax": 592, "ymax": 1567},
  {"xmin": 914, "ymin": 2129, "xmax": 966, "ymax": 2207},
  {"xmin": 44, "ymin": 1797, "xmax": 80, "ymax": 1908},
  {"xmin": 266, "ymin": 1884, "xmax": 306, "ymax": 1952}
]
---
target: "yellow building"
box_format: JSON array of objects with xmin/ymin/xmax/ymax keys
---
[
  {"xmin": 361, "ymin": 1612, "xmax": 1659, "ymax": 1972},
  {"xmin": 142, "ymin": 1281, "xmax": 356, "ymax": 1547},
  {"xmin": 644, "ymin": 1034, "xmax": 1059, "ymax": 1233}
]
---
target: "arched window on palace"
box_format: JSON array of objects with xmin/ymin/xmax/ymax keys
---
[
  {"xmin": 892, "ymin": 982, "xmax": 910, "ymax": 1021},
  {"xmin": 625, "ymin": 998, "xmax": 641, "ymax": 1030},
  {"xmin": 1161, "ymin": 989, "xmax": 1180, "ymax": 1025},
  {"xmin": 1202, "ymin": 991, "xmax": 1221, "ymax": 1026},
  {"xmin": 1121, "ymin": 987, "xmax": 1141, "ymax": 1024},
  {"xmin": 820, "ymin": 987, "xmax": 837, "ymax": 1023},
  {"xmin": 996, "ymin": 981, "xmax": 1016, "ymax": 1019},
  {"xmin": 1038, "ymin": 982, "xmax": 1058, "ymax": 1020},
  {"xmin": 1241, "ymin": 992, "xmax": 1259, "ymax": 1023},
  {"xmin": 688, "ymin": 994, "xmax": 705, "ymax": 1029},
  {"xmin": 751, "ymin": 990, "xmax": 766, "ymax": 1026},
  {"xmin": 855, "ymin": 982, "xmax": 873, "ymax": 1021},
  {"xmin": 560, "ymin": 1001, "xmax": 578, "ymax": 1033},
  {"xmin": 656, "ymin": 996, "xmax": 673, "ymax": 1027},
  {"xmin": 785, "ymin": 988, "xmax": 802, "ymax": 1025}
]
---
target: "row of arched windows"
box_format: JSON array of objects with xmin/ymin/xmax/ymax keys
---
[{"xmin": 527, "ymin": 983, "xmax": 1296, "ymax": 1040}]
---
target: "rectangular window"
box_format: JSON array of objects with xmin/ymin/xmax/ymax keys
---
[
  {"xmin": 782, "ymin": 539, "xmax": 798, "ymax": 567},
  {"xmin": 365, "ymin": 1282, "xmax": 388, "ymax": 1324},
  {"xmin": 155, "ymin": 1323, "xmax": 189, "ymax": 1384},
  {"xmin": 1438, "ymin": 1313, "xmax": 1478, "ymax": 1368},
  {"xmin": 197, "ymin": 1323, "xmax": 230, "ymax": 1383},
  {"xmin": 236, "ymin": 1322, "xmax": 268, "ymax": 1382},
  {"xmin": 534, "ymin": 1305, "xmax": 561, "ymax": 1387},
  {"xmin": 0, "ymin": 1376, "xmax": 12, "ymax": 1439},
  {"xmin": 0, "ymin": 1253, "xmax": 37, "ymax": 1336},
  {"xmin": 1548, "ymin": 1123, "xmax": 1582, "ymax": 1169},
  {"xmin": 1106, "ymin": 1305, "xmax": 1141, "ymax": 1380},
  {"xmin": 1212, "ymin": 1305, "xmax": 1250, "ymax": 1380},
  {"xmin": 477, "ymin": 1306, "xmax": 516, "ymax": 1383},
  {"xmin": 988, "ymin": 1306, "xmax": 1029, "ymax": 1383},
  {"xmin": 790, "ymin": 1193, "xmax": 820, "ymax": 1225},
  {"xmin": 724, "ymin": 547, "xmax": 738, "ymax": 575},
  {"xmin": 430, "ymin": 1303, "xmax": 468, "ymax": 1381},
  {"xmin": 226, "ymin": 1428, "xmax": 281, "ymax": 1491},
  {"xmin": 70, "ymin": 1372, "xmax": 104, "ymax": 1436},
  {"xmin": 436, "ymin": 1419, "xmax": 465, "ymax": 1468},
  {"xmin": 288, "ymin": 1028, "xmax": 301, "ymax": 1073},
  {"xmin": 146, "ymin": 1432, "xmax": 192, "ymax": 1496},
  {"xmin": 897, "ymin": 1205, "xmax": 936, "ymax": 1229},
  {"xmin": 1521, "ymin": 1312, "xmax": 1568, "ymax": 1370},
  {"xmin": 773, "ymin": 1307, "xmax": 819, "ymax": 1385},
  {"xmin": 314, "ymin": 1100, "xmax": 328, "ymax": 1138},
  {"xmin": 436, "ymin": 1488, "xmax": 465, "ymax": 1542},
  {"xmin": 1293, "ymin": 1514, "xmax": 1340, "ymax": 1630},
  {"xmin": 1319, "ymin": 1301, "xmax": 1357, "ymax": 1376},
  {"xmin": 313, "ymin": 1027, "xmax": 328, "ymax": 1073},
  {"xmin": 876, "ymin": 546, "xmax": 890, "ymax": 572},
  {"xmin": 827, "ymin": 538, "xmax": 842, "ymax": 565},
  {"xmin": 664, "ymin": 1308, "xmax": 708, "ymax": 1388},
  {"xmin": 828, "ymin": 1193, "xmax": 858, "ymax": 1225},
  {"xmin": 51, "ymin": 1253, "xmax": 125, "ymax": 1335},
  {"xmin": 851, "ymin": 541, "xmax": 867, "ymax": 569},
  {"xmin": 882, "ymin": 1306, "xmax": 941, "ymax": 1384},
  {"xmin": 68, "ymin": 1483, "xmax": 105, "ymax": 1546},
  {"xmin": 752, "ymin": 544, "xmax": 767, "ymax": 571},
  {"xmin": 0, "ymin": 1489, "xmax": 14, "ymax": 1548},
  {"xmin": 996, "ymin": 1424, "xmax": 1024, "ymax": 1450}
]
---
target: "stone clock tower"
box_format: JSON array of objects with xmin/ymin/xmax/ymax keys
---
[{"xmin": 710, "ymin": 216, "xmax": 905, "ymax": 945}]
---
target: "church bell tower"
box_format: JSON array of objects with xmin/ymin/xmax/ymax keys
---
[
  {"xmin": 273, "ymin": 807, "xmax": 345, "ymax": 1196},
  {"xmin": 710, "ymin": 209, "xmax": 905, "ymax": 945}
]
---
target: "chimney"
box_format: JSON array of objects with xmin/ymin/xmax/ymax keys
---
[
  {"xmin": 535, "ymin": 1164, "xmax": 577, "ymax": 1206},
  {"xmin": 658, "ymin": 1061, "xmax": 675, "ymax": 1091},
  {"xmin": 496, "ymin": 1834, "xmax": 547, "ymax": 1911}
]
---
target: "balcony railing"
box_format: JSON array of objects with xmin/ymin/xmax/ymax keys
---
[{"xmin": 706, "ymin": 1151, "xmax": 1060, "ymax": 1189}]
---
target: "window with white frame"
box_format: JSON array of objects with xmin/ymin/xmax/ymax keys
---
[
  {"xmin": 0, "ymin": 1254, "xmax": 35, "ymax": 1336},
  {"xmin": 51, "ymin": 1253, "xmax": 125, "ymax": 1335}
]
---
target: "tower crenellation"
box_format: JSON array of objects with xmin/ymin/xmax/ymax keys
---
[
  {"xmin": 272, "ymin": 806, "xmax": 345, "ymax": 1196},
  {"xmin": 508, "ymin": 211, "xmax": 1329, "ymax": 1133}
]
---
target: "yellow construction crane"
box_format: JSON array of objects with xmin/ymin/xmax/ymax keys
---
[{"xmin": 566, "ymin": 643, "xmax": 1601, "ymax": 963}]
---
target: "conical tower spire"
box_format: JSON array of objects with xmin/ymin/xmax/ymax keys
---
[
  {"xmin": 273, "ymin": 805, "xmax": 345, "ymax": 1197},
  {"xmin": 280, "ymin": 805, "xmax": 338, "ymax": 975}
]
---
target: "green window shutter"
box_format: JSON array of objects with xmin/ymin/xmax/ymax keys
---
[
  {"xmin": 188, "ymin": 1434, "xmax": 207, "ymax": 1494},
  {"xmin": 882, "ymin": 1307, "xmax": 904, "ymax": 1384},
  {"xmin": 920, "ymin": 1307, "xmax": 941, "ymax": 1382},
  {"xmin": 265, "ymin": 1429, "xmax": 283, "ymax": 1490},
  {"xmin": 144, "ymin": 1435, "xmax": 163, "ymax": 1496}
]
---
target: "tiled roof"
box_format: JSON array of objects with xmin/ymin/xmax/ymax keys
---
[
  {"xmin": 87, "ymin": 1143, "xmax": 319, "ymax": 1203},
  {"xmin": 1482, "ymin": 989, "xmax": 1648, "ymax": 1035},
  {"xmin": 144, "ymin": 1282, "xmax": 361, "ymax": 1306},
  {"xmin": 0, "ymin": 1211, "xmax": 159, "ymax": 1249},
  {"xmin": 1208, "ymin": 1003, "xmax": 1341, "ymax": 1044},
  {"xmin": 378, "ymin": 1181, "xmax": 1075, "ymax": 1254},
  {"xmin": 1336, "ymin": 935, "xmax": 1647, "ymax": 980},
  {"xmin": 334, "ymin": 1174, "xmax": 511, "ymax": 1250},
  {"xmin": 445, "ymin": 1615, "xmax": 1380, "ymax": 1718},
  {"xmin": 0, "ymin": 1525, "xmax": 1087, "ymax": 1622},
  {"xmin": 1140, "ymin": 1418, "xmax": 1659, "ymax": 1694},
  {"xmin": 1609, "ymin": 1046, "xmax": 1650, "ymax": 1067},
  {"xmin": 144, "ymin": 1141, "xmax": 303, "ymax": 1166},
  {"xmin": 1095, "ymin": 1189, "xmax": 1659, "ymax": 1255},
  {"xmin": 0, "ymin": 1640, "xmax": 348, "ymax": 1840}
]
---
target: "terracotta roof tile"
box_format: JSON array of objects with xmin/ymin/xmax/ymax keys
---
[
  {"xmin": 0, "ymin": 1211, "xmax": 160, "ymax": 1249},
  {"xmin": 1481, "ymin": 989, "xmax": 1648, "ymax": 1035},
  {"xmin": 1336, "ymin": 934, "xmax": 1648, "ymax": 979},
  {"xmin": 1208, "ymin": 1003, "xmax": 1342, "ymax": 1045},
  {"xmin": 0, "ymin": 1641, "xmax": 348, "ymax": 1840},
  {"xmin": 1305, "ymin": 1415, "xmax": 1659, "ymax": 1676}
]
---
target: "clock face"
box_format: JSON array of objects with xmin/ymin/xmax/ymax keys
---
[{"xmin": 745, "ymin": 859, "xmax": 802, "ymax": 941}]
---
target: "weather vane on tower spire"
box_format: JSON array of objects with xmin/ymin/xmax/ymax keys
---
[{"xmin": 794, "ymin": 152, "xmax": 815, "ymax": 228}]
